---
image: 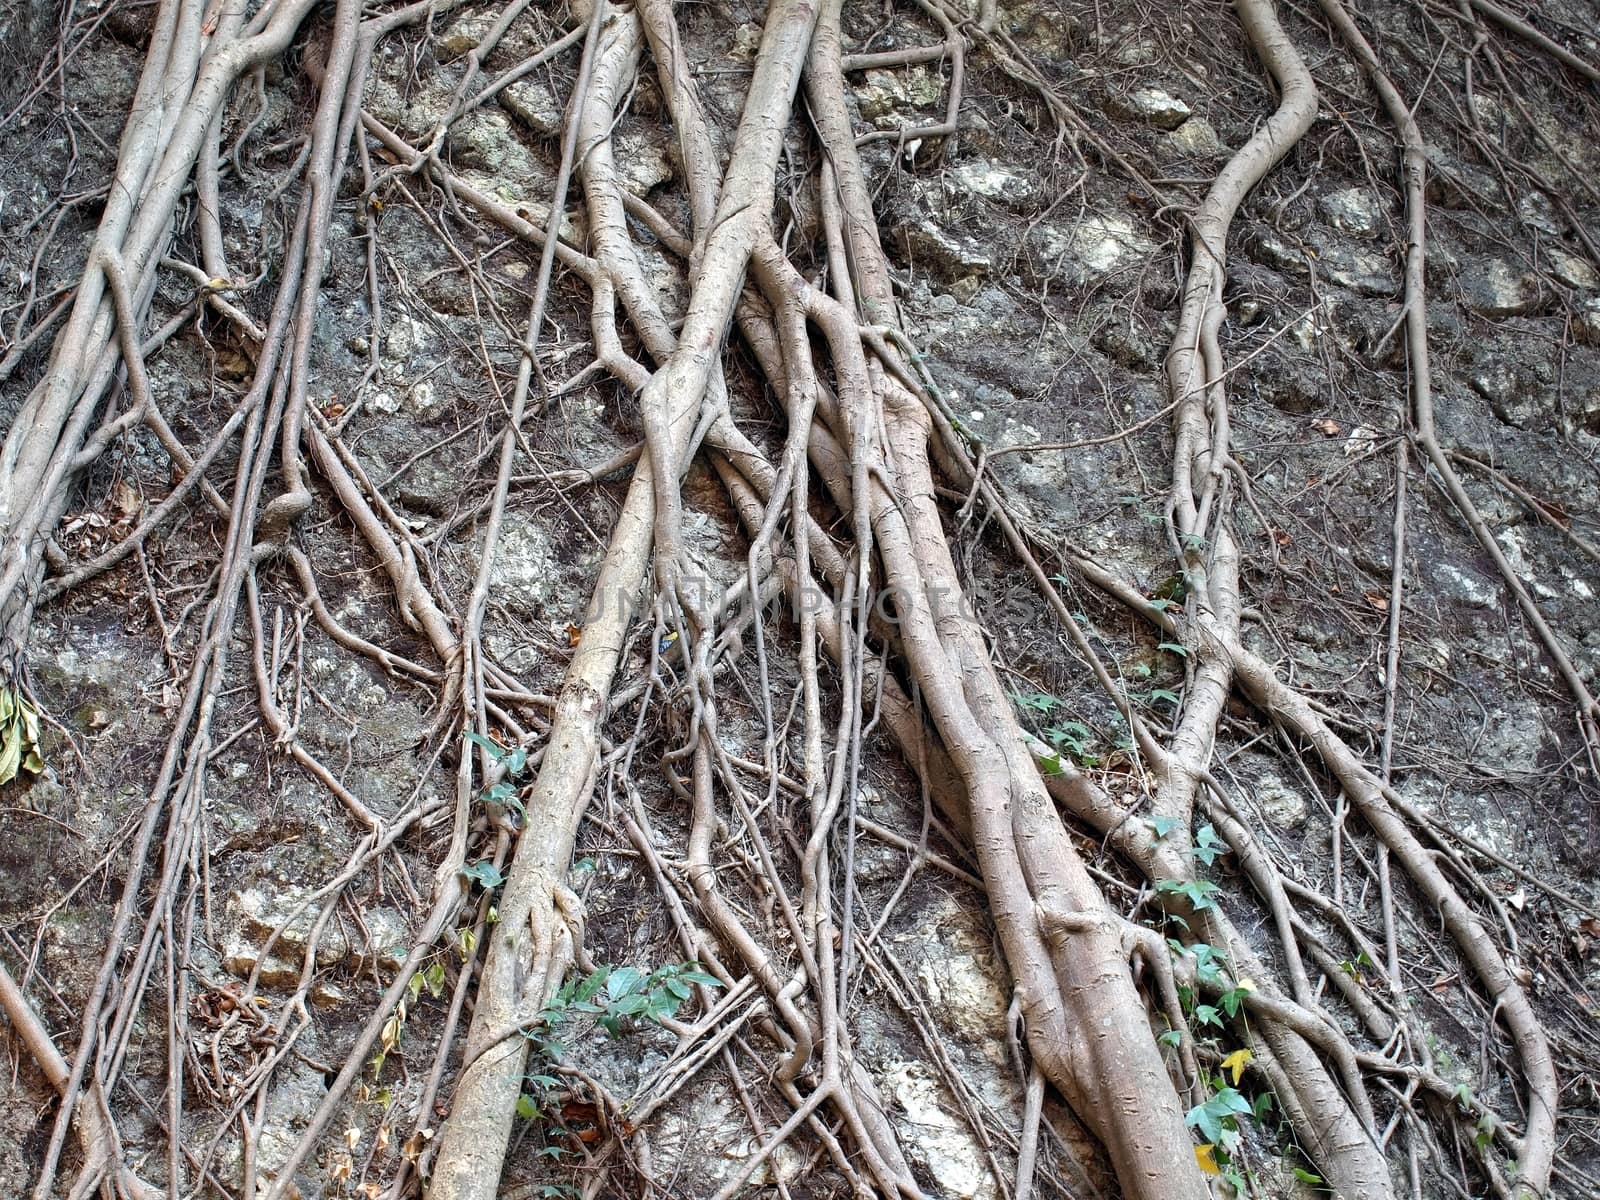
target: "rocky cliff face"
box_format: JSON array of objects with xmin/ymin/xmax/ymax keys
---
[{"xmin": 0, "ymin": 0, "xmax": 1597, "ymax": 1197}]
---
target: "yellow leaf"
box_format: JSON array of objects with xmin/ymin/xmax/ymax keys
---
[
  {"xmin": 0, "ymin": 717, "xmax": 21, "ymax": 786},
  {"xmin": 1221, "ymin": 1047, "xmax": 1254, "ymax": 1085},
  {"xmin": 0, "ymin": 688, "xmax": 46, "ymax": 784},
  {"xmin": 1195, "ymin": 1143, "xmax": 1220, "ymax": 1175}
]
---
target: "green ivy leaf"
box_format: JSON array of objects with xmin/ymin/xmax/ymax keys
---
[
  {"xmin": 1156, "ymin": 877, "xmax": 1220, "ymax": 912},
  {"xmin": 461, "ymin": 861, "xmax": 504, "ymax": 889},
  {"xmin": 1192, "ymin": 823, "xmax": 1226, "ymax": 867}
]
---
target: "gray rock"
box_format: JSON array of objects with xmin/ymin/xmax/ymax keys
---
[
  {"xmin": 946, "ymin": 161, "xmax": 1037, "ymax": 207},
  {"xmin": 1547, "ymin": 247, "xmax": 1599, "ymax": 291},
  {"xmin": 436, "ymin": 11, "xmax": 494, "ymax": 58},
  {"xmin": 857, "ymin": 66, "xmax": 943, "ymax": 124},
  {"xmin": 1575, "ymin": 298, "xmax": 1600, "ymax": 347},
  {"xmin": 500, "ymin": 78, "xmax": 561, "ymax": 137},
  {"xmin": 1251, "ymin": 228, "xmax": 1310, "ymax": 277},
  {"xmin": 1318, "ymin": 187, "xmax": 1383, "ymax": 238},
  {"xmin": 434, "ymin": 9, "xmax": 550, "ymax": 63},
  {"xmin": 1110, "ymin": 86, "xmax": 1191, "ymax": 130},
  {"xmin": 1517, "ymin": 191, "xmax": 1563, "ymax": 236},
  {"xmin": 1424, "ymin": 146, "xmax": 1498, "ymax": 209},
  {"xmin": 222, "ymin": 884, "xmax": 409, "ymax": 986},
  {"xmin": 1093, "ymin": 321, "xmax": 1162, "ymax": 370},
  {"xmin": 1432, "ymin": 560, "xmax": 1499, "ymax": 609},
  {"xmin": 488, "ymin": 514, "xmax": 557, "ymax": 618},
  {"xmin": 215, "ymin": 1061, "xmax": 328, "ymax": 1187},
  {"xmin": 1480, "ymin": 704, "xmax": 1557, "ymax": 777},
  {"xmin": 450, "ymin": 110, "xmax": 535, "ymax": 175},
  {"xmin": 895, "ymin": 218, "xmax": 994, "ymax": 281},
  {"xmin": 1318, "ymin": 242, "xmax": 1397, "ymax": 296},
  {"xmin": 1469, "ymin": 360, "xmax": 1545, "ymax": 429},
  {"xmin": 1459, "ymin": 259, "xmax": 1542, "ymax": 317},
  {"xmin": 895, "ymin": 894, "xmax": 1009, "ymax": 1041},
  {"xmin": 1253, "ymin": 769, "xmax": 1308, "ymax": 829},
  {"xmin": 1033, "ymin": 213, "xmax": 1155, "ymax": 284},
  {"xmin": 613, "ymin": 128, "xmax": 675, "ymax": 196},
  {"xmin": 883, "ymin": 1061, "xmax": 998, "ymax": 1199},
  {"xmin": 1008, "ymin": 3, "xmax": 1084, "ymax": 60},
  {"xmin": 1157, "ymin": 117, "xmax": 1224, "ymax": 160}
]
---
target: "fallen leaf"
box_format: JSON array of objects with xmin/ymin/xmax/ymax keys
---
[
  {"xmin": 566, "ymin": 623, "xmax": 582, "ymax": 647},
  {"xmin": 328, "ymin": 1153, "xmax": 353, "ymax": 1184},
  {"xmin": 1364, "ymin": 591, "xmax": 1390, "ymax": 612},
  {"xmin": 1195, "ymin": 1144, "xmax": 1220, "ymax": 1175},
  {"xmin": 1506, "ymin": 887, "xmax": 1526, "ymax": 913},
  {"xmin": 401, "ymin": 1127, "xmax": 433, "ymax": 1161},
  {"xmin": 108, "ymin": 479, "xmax": 139, "ymax": 519},
  {"xmin": 1313, "ymin": 418, "xmax": 1341, "ymax": 436}
]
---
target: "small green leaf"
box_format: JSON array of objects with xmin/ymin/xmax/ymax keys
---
[
  {"xmin": 516, "ymin": 1094, "xmax": 539, "ymax": 1120},
  {"xmin": 611, "ymin": 993, "xmax": 651, "ymax": 1016},
  {"xmin": 1192, "ymin": 824, "xmax": 1226, "ymax": 867},
  {"xmin": 1475, "ymin": 1112, "xmax": 1496, "ymax": 1149},
  {"xmin": 608, "ymin": 967, "xmax": 645, "ymax": 999},
  {"xmin": 1156, "ymin": 877, "xmax": 1220, "ymax": 912},
  {"xmin": 1150, "ymin": 815, "xmax": 1179, "ymax": 840},
  {"xmin": 461, "ymin": 861, "xmax": 504, "ymax": 889},
  {"xmin": 573, "ymin": 969, "xmax": 609, "ymax": 1003},
  {"xmin": 465, "ymin": 731, "xmax": 505, "ymax": 760}
]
